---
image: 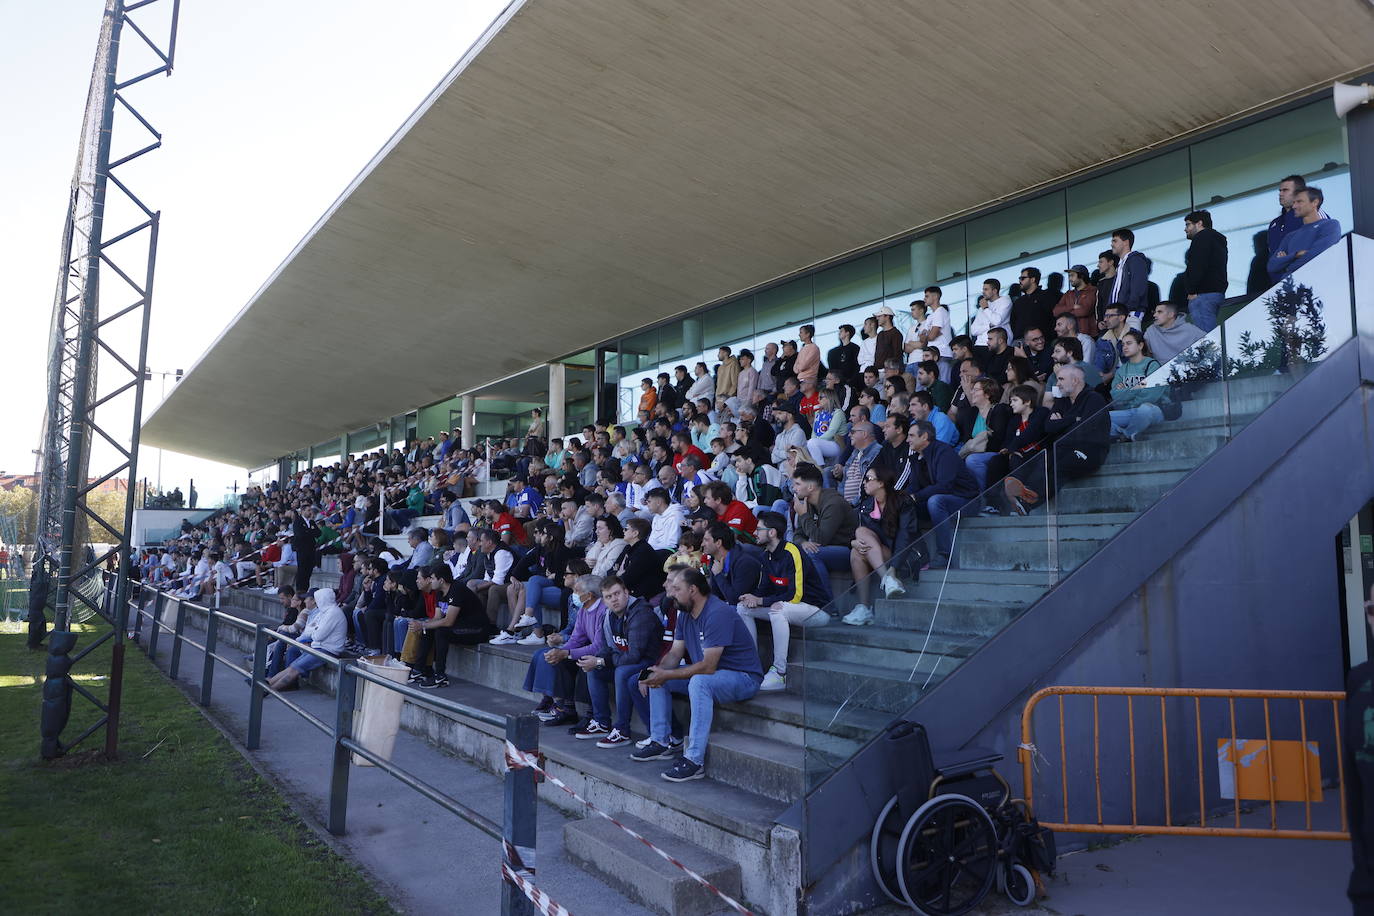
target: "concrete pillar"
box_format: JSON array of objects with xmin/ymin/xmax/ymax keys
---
[
  {"xmin": 1348, "ymin": 103, "xmax": 1374, "ymax": 239},
  {"xmin": 909, "ymin": 237, "xmax": 937, "ymax": 294},
  {"xmin": 461, "ymin": 395, "xmax": 476, "ymax": 448},
  {"xmin": 340, "ymin": 432, "xmax": 351, "ymax": 463},
  {"xmin": 547, "ymin": 363, "xmax": 566, "ymax": 439},
  {"xmin": 306, "ymin": 444, "xmax": 315, "ymax": 469},
  {"xmin": 682, "ymin": 318, "xmax": 704, "ymax": 357}
]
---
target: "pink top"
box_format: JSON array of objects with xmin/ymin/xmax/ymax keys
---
[{"xmin": 795, "ymin": 342, "xmax": 821, "ymax": 383}]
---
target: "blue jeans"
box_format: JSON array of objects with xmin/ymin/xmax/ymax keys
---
[
  {"xmin": 1188, "ymin": 292, "xmax": 1224, "ymax": 333},
  {"xmin": 806, "ymin": 545, "xmax": 851, "ymax": 597},
  {"xmin": 650, "ymin": 669, "xmax": 760, "ymax": 765},
  {"xmin": 1110, "ymin": 403, "xmax": 1164, "ymax": 441},
  {"xmin": 923, "ymin": 493, "xmax": 972, "ymax": 560},
  {"xmin": 285, "ymin": 637, "xmax": 327, "ymax": 674},
  {"xmin": 523, "ymin": 576, "xmax": 562, "ymax": 625},
  {"xmin": 964, "ymin": 452, "xmax": 997, "ymax": 491},
  {"xmin": 585, "ymin": 659, "xmax": 653, "ymax": 731}
]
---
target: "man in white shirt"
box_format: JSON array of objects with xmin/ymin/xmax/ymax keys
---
[
  {"xmin": 645, "ymin": 489, "xmax": 685, "ymax": 553},
  {"xmin": 904, "ymin": 286, "xmax": 953, "ymax": 373},
  {"xmin": 969, "ymin": 279, "xmax": 1012, "ymax": 347}
]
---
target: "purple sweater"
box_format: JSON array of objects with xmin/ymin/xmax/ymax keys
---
[{"xmin": 564, "ymin": 598, "xmax": 607, "ymax": 660}]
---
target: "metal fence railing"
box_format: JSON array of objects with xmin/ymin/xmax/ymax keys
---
[
  {"xmin": 128, "ymin": 581, "xmax": 542, "ymax": 915},
  {"xmin": 1020, "ymin": 685, "xmax": 1349, "ymax": 841}
]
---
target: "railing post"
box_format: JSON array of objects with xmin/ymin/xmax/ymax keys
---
[
  {"xmin": 328, "ymin": 662, "xmax": 357, "ymax": 836},
  {"xmin": 501, "ymin": 713, "xmax": 540, "ymax": 916},
  {"xmin": 200, "ymin": 611, "xmax": 218, "ymax": 707},
  {"xmin": 247, "ymin": 624, "xmax": 268, "ymax": 750},
  {"xmin": 147, "ymin": 594, "xmax": 165, "ymax": 659},
  {"xmin": 169, "ymin": 598, "xmax": 187, "ymax": 679}
]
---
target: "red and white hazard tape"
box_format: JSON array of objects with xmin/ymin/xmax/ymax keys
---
[
  {"xmin": 505, "ymin": 740, "xmax": 754, "ymax": 916},
  {"xmin": 501, "ymin": 860, "xmax": 574, "ymax": 916}
]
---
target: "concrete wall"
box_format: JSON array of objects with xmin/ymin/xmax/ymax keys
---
[{"xmin": 801, "ymin": 339, "xmax": 1370, "ymax": 913}]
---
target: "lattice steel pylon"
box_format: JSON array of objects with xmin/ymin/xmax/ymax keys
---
[{"xmin": 34, "ymin": 0, "xmax": 180, "ymax": 759}]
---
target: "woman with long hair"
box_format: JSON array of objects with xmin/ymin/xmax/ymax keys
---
[{"xmin": 842, "ymin": 465, "xmax": 919, "ymax": 626}]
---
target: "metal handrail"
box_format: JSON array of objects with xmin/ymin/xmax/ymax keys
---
[{"xmin": 126, "ymin": 579, "xmax": 539, "ymax": 915}]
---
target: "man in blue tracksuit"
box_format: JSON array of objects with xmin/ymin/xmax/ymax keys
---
[
  {"xmin": 735, "ymin": 511, "xmax": 833, "ymax": 691},
  {"xmin": 1267, "ymin": 186, "xmax": 1341, "ymax": 280},
  {"xmin": 1266, "ymin": 174, "xmax": 1308, "ymax": 282},
  {"xmin": 1108, "ymin": 228, "xmax": 1152, "ymax": 325},
  {"xmin": 702, "ymin": 521, "xmax": 764, "ymax": 605}
]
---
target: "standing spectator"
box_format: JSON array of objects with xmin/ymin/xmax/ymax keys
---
[
  {"xmin": 1182, "ymin": 210, "xmax": 1229, "ymax": 332},
  {"xmin": 686, "ymin": 362, "xmax": 715, "ymax": 404},
  {"xmin": 907, "ymin": 288, "xmax": 953, "ymax": 377},
  {"xmin": 856, "ymin": 316, "xmax": 880, "ymax": 375},
  {"xmin": 715, "ymin": 346, "xmax": 741, "ymax": 398},
  {"xmin": 1010, "ymin": 267, "xmax": 1058, "ymax": 344},
  {"xmin": 1267, "ymin": 186, "xmax": 1341, "ymax": 280},
  {"xmin": 1266, "ymin": 174, "xmax": 1308, "ymax": 282},
  {"xmin": 970, "ymin": 279, "xmax": 1012, "ymax": 347},
  {"xmin": 577, "ymin": 576, "xmax": 664, "ymax": 746},
  {"xmin": 1054, "ymin": 266, "xmax": 1099, "ymax": 337},
  {"xmin": 735, "ymin": 350, "xmax": 760, "ymax": 411},
  {"xmin": 828, "ymin": 324, "xmax": 861, "ymax": 387},
  {"xmin": 633, "ymin": 567, "xmax": 763, "ymax": 783},
  {"xmin": 735, "ymin": 511, "xmax": 832, "ymax": 691},
  {"xmin": 872, "ymin": 306, "xmax": 904, "ymax": 370},
  {"xmin": 1144, "ymin": 301, "xmax": 1206, "ymax": 363},
  {"xmin": 290, "ymin": 506, "xmax": 319, "ymax": 596},
  {"xmin": 1108, "ymin": 228, "xmax": 1152, "ymax": 324},
  {"xmin": 794, "ymin": 325, "xmax": 822, "ymax": 385},
  {"xmin": 756, "ymin": 342, "xmax": 780, "ymax": 394}
]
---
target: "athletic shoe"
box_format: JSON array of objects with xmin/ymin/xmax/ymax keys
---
[
  {"xmin": 980, "ymin": 505, "xmax": 1002, "ymax": 516},
  {"xmin": 417, "ymin": 674, "xmax": 440, "ymax": 689},
  {"xmin": 488, "ymin": 631, "xmax": 518, "ymax": 645},
  {"xmin": 926, "ymin": 554, "xmax": 952, "ymax": 571},
  {"xmin": 513, "ymin": 614, "xmax": 539, "ymax": 628},
  {"xmin": 429, "ymin": 672, "xmax": 449, "ymax": 688},
  {"xmin": 541, "ymin": 709, "xmax": 579, "ymax": 728},
  {"xmin": 596, "ymin": 728, "xmax": 632, "ymax": 748},
  {"xmin": 407, "ymin": 668, "xmax": 425, "ymax": 683},
  {"xmin": 881, "ymin": 572, "xmax": 905, "ymax": 598},
  {"xmin": 531, "ymin": 696, "xmax": 554, "ymax": 715},
  {"xmin": 759, "ymin": 666, "xmax": 786, "ymax": 691},
  {"xmin": 661, "ymin": 758, "xmax": 705, "ymax": 782},
  {"xmin": 634, "ymin": 735, "xmax": 682, "ymax": 750},
  {"xmin": 573, "ymin": 720, "xmax": 610, "ymax": 740},
  {"xmin": 516, "ymin": 632, "xmax": 546, "ymax": 646},
  {"xmin": 631, "ymin": 741, "xmax": 676, "ymax": 762},
  {"xmin": 841, "ymin": 604, "xmax": 874, "ymax": 626},
  {"xmin": 263, "ymin": 587, "xmax": 278, "ymax": 595}
]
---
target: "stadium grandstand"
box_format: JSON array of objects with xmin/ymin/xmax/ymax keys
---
[{"xmin": 134, "ymin": 2, "xmax": 1374, "ymax": 912}]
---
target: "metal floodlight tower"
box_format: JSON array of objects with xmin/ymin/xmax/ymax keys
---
[{"xmin": 35, "ymin": 0, "xmax": 180, "ymax": 760}]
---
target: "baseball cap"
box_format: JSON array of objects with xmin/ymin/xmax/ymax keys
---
[
  {"xmin": 874, "ymin": 305, "xmax": 895, "ymax": 317},
  {"xmin": 1066, "ymin": 264, "xmax": 1090, "ymax": 279}
]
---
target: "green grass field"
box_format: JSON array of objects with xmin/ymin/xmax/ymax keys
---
[{"xmin": 0, "ymin": 621, "xmax": 397, "ymax": 915}]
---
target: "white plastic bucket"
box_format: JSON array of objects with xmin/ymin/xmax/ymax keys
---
[{"xmin": 351, "ymin": 657, "xmax": 410, "ymax": 766}]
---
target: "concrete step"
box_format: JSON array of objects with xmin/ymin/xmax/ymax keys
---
[
  {"xmin": 711, "ymin": 690, "xmax": 889, "ymax": 751},
  {"xmin": 893, "ymin": 570, "xmax": 1049, "ymax": 605},
  {"xmin": 153, "ymin": 599, "xmax": 796, "ymax": 914},
  {"xmin": 872, "ymin": 595, "xmax": 1027, "ymax": 635},
  {"xmin": 1103, "ymin": 432, "xmax": 1228, "ymax": 463},
  {"xmin": 955, "ymin": 536, "xmax": 1103, "ymax": 573},
  {"xmin": 564, "ymin": 812, "xmax": 744, "ymax": 916},
  {"xmin": 1051, "ymin": 480, "xmax": 1175, "ymax": 514},
  {"xmin": 801, "ymin": 623, "xmax": 979, "ymax": 671},
  {"xmin": 789, "ymin": 657, "xmax": 934, "ymax": 714}
]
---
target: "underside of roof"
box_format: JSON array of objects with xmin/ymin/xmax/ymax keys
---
[{"xmin": 140, "ymin": 0, "xmax": 1374, "ymax": 467}]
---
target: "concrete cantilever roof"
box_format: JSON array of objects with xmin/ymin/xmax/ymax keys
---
[{"xmin": 141, "ymin": 0, "xmax": 1374, "ymax": 468}]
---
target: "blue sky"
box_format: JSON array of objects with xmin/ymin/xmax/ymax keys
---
[{"xmin": 3, "ymin": 0, "xmax": 508, "ymax": 501}]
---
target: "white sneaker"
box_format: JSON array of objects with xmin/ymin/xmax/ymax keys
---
[
  {"xmin": 516, "ymin": 632, "xmax": 546, "ymax": 646},
  {"xmin": 760, "ymin": 666, "xmax": 786, "ymax": 691},
  {"xmin": 263, "ymin": 587, "xmax": 278, "ymax": 595},
  {"xmin": 514, "ymin": 614, "xmax": 539, "ymax": 628},
  {"xmin": 842, "ymin": 604, "xmax": 874, "ymax": 626},
  {"xmin": 881, "ymin": 572, "xmax": 905, "ymax": 598},
  {"xmin": 488, "ymin": 632, "xmax": 517, "ymax": 645}
]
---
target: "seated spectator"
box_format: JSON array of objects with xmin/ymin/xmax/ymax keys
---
[
  {"xmin": 959, "ymin": 378, "xmax": 1013, "ymax": 490},
  {"xmin": 979, "ymin": 385, "xmax": 1049, "ymax": 516},
  {"xmin": 982, "ymin": 327, "xmax": 1013, "ymax": 382},
  {"xmin": 494, "ymin": 520, "xmax": 569, "ymax": 645},
  {"xmin": 915, "ymin": 361, "xmax": 953, "ymax": 413},
  {"xmin": 522, "ymin": 560, "xmax": 590, "ymax": 721},
  {"xmin": 908, "ymin": 419, "xmax": 980, "ymax": 569},
  {"xmin": 405, "ymin": 527, "xmax": 434, "ymax": 569},
  {"xmin": 575, "ymin": 576, "xmax": 665, "ymax": 746},
  {"xmin": 1109, "ymin": 330, "xmax": 1168, "ymax": 442},
  {"xmin": 265, "ymin": 587, "xmax": 346, "ymax": 693},
  {"xmin": 732, "ymin": 450, "xmax": 785, "ymax": 511},
  {"xmin": 537, "ymin": 574, "xmax": 607, "ymax": 730},
  {"xmin": 411, "ymin": 564, "xmax": 491, "ymax": 688},
  {"xmin": 769, "ymin": 404, "xmax": 808, "ymax": 474},
  {"xmin": 607, "ymin": 492, "xmax": 636, "ymax": 528},
  {"xmin": 1054, "ymin": 312, "xmax": 1097, "ymax": 369},
  {"xmin": 910, "ymin": 390, "xmax": 958, "ymax": 447},
  {"xmin": 468, "ymin": 530, "xmax": 515, "ymax": 630},
  {"xmin": 841, "ymin": 465, "xmax": 919, "ymax": 626},
  {"xmin": 700, "ymin": 481, "xmax": 758, "ymax": 540},
  {"xmin": 1144, "ymin": 301, "xmax": 1206, "ymax": 364},
  {"xmin": 609, "ymin": 517, "xmax": 667, "ymax": 599},
  {"xmin": 805, "ymin": 390, "xmax": 848, "ymax": 470},
  {"xmin": 585, "ymin": 515, "xmax": 628, "ymax": 577},
  {"xmin": 791, "ymin": 463, "xmax": 857, "ymax": 596},
  {"xmin": 736, "ymin": 511, "xmax": 832, "ymax": 691},
  {"xmin": 264, "ymin": 587, "xmax": 303, "ymax": 676},
  {"xmin": 633, "ymin": 567, "xmax": 763, "ymax": 782},
  {"xmin": 438, "ymin": 489, "xmax": 471, "ymax": 535},
  {"xmin": 831, "ymin": 421, "xmax": 887, "ymax": 505},
  {"xmin": 701, "ymin": 521, "xmax": 765, "ymax": 607},
  {"xmin": 1003, "ymin": 364, "xmax": 1111, "ymax": 513},
  {"xmin": 1014, "ymin": 327, "xmax": 1055, "ymax": 382},
  {"xmin": 857, "ymin": 386, "xmax": 886, "ymax": 424}
]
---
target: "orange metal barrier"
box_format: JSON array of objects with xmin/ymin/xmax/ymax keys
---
[{"xmin": 1019, "ymin": 686, "xmax": 1348, "ymax": 841}]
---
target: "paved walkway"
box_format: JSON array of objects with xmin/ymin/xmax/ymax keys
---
[{"xmin": 137, "ymin": 628, "xmax": 655, "ymax": 916}]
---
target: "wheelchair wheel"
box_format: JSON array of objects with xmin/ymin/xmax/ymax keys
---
[
  {"xmin": 1004, "ymin": 862, "xmax": 1035, "ymax": 906},
  {"xmin": 869, "ymin": 794, "xmax": 909, "ymax": 906},
  {"xmin": 895, "ymin": 793, "xmax": 999, "ymax": 916}
]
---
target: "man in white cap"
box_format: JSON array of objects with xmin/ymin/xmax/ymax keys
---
[{"xmin": 872, "ymin": 305, "xmax": 904, "ymax": 371}]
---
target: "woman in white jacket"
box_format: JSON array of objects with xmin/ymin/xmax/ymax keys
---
[
  {"xmin": 584, "ymin": 516, "xmax": 628, "ymax": 577},
  {"xmin": 266, "ymin": 587, "xmax": 347, "ymax": 692}
]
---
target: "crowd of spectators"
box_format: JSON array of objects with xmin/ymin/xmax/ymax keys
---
[{"xmin": 131, "ymin": 179, "xmax": 1340, "ymax": 784}]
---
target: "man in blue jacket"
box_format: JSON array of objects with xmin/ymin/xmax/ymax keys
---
[
  {"xmin": 702, "ymin": 521, "xmax": 765, "ymax": 606},
  {"xmin": 1108, "ymin": 228, "xmax": 1152, "ymax": 326},
  {"xmin": 575, "ymin": 576, "xmax": 664, "ymax": 747},
  {"xmin": 1267, "ymin": 186, "xmax": 1341, "ymax": 280},
  {"xmin": 1266, "ymin": 174, "xmax": 1307, "ymax": 282},
  {"xmin": 735, "ymin": 511, "xmax": 833, "ymax": 691},
  {"xmin": 908, "ymin": 420, "xmax": 980, "ymax": 569}
]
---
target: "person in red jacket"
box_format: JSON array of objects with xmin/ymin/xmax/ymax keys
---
[
  {"xmin": 700, "ymin": 481, "xmax": 757, "ymax": 540},
  {"xmin": 669, "ymin": 431, "xmax": 708, "ymax": 473}
]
